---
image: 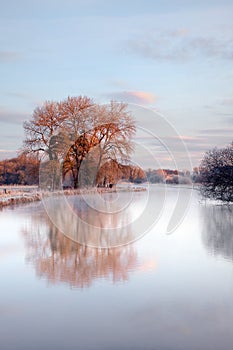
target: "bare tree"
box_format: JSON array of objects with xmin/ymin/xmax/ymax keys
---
[
  {"xmin": 63, "ymin": 101, "xmax": 136, "ymax": 188},
  {"xmin": 23, "ymin": 97, "xmax": 135, "ymax": 189},
  {"xmin": 23, "ymin": 101, "xmax": 65, "ymax": 160},
  {"xmin": 200, "ymin": 143, "xmax": 233, "ymax": 202},
  {"xmin": 59, "ymin": 95, "xmax": 94, "ymax": 142},
  {"xmin": 94, "ymin": 101, "xmax": 135, "ymax": 163},
  {"xmin": 23, "ymin": 96, "xmax": 94, "ymax": 159}
]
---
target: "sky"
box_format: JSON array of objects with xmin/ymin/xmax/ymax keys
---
[{"xmin": 1, "ymin": 0, "xmax": 233, "ymax": 169}]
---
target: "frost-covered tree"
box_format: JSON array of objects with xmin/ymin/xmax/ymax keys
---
[{"xmin": 200, "ymin": 143, "xmax": 233, "ymax": 202}]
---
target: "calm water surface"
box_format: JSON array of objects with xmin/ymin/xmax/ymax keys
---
[{"xmin": 0, "ymin": 186, "xmax": 233, "ymax": 350}]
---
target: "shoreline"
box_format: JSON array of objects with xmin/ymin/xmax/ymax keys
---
[
  {"xmin": 0, "ymin": 183, "xmax": 199, "ymax": 209},
  {"xmin": 0, "ymin": 185, "xmax": 146, "ymax": 209}
]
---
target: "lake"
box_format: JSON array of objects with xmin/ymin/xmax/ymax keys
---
[{"xmin": 0, "ymin": 186, "xmax": 233, "ymax": 350}]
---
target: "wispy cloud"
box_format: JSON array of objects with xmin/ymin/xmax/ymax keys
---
[
  {"xmin": 134, "ymin": 132, "xmax": 233, "ymax": 167},
  {"xmin": 4, "ymin": 92, "xmax": 43, "ymax": 108},
  {"xmin": 106, "ymin": 91, "xmax": 157, "ymax": 105},
  {"xmin": 198, "ymin": 127, "xmax": 233, "ymax": 135},
  {"xmin": 0, "ymin": 107, "xmax": 28, "ymax": 125},
  {"xmin": 5, "ymin": 92, "xmax": 32, "ymax": 100},
  {"xmin": 128, "ymin": 30, "xmax": 233, "ymax": 62},
  {"xmin": 0, "ymin": 149, "xmax": 16, "ymax": 153},
  {"xmin": 0, "ymin": 51, "xmax": 20, "ymax": 63}
]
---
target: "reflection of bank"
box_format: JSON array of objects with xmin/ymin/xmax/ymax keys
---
[
  {"xmin": 21, "ymin": 208, "xmax": 138, "ymax": 288},
  {"xmin": 201, "ymin": 205, "xmax": 233, "ymax": 262}
]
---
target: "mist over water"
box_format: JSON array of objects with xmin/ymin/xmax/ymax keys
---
[{"xmin": 0, "ymin": 186, "xmax": 233, "ymax": 350}]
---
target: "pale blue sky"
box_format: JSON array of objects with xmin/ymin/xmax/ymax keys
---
[{"xmin": 1, "ymin": 0, "xmax": 233, "ymax": 168}]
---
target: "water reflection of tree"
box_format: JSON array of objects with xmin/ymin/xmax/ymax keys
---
[
  {"xmin": 201, "ymin": 205, "xmax": 233, "ymax": 262},
  {"xmin": 22, "ymin": 208, "xmax": 138, "ymax": 288},
  {"xmin": 42, "ymin": 194, "xmax": 140, "ymax": 247}
]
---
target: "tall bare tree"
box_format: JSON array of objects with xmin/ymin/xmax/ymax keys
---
[
  {"xmin": 23, "ymin": 97, "xmax": 135, "ymax": 189},
  {"xmin": 98, "ymin": 102, "xmax": 135, "ymax": 156}
]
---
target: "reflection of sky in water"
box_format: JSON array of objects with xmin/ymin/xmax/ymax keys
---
[
  {"xmin": 71, "ymin": 191, "xmax": 149, "ymax": 226},
  {"xmin": 0, "ymin": 187, "xmax": 233, "ymax": 350}
]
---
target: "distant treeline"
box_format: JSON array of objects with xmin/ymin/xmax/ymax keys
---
[
  {"xmin": 145, "ymin": 168, "xmax": 201, "ymax": 184},
  {"xmin": 0, "ymin": 154, "xmax": 39, "ymax": 185},
  {"xmin": 0, "ymin": 154, "xmax": 201, "ymax": 187}
]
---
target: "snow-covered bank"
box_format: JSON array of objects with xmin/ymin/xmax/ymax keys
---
[{"xmin": 0, "ymin": 185, "xmax": 146, "ymax": 208}]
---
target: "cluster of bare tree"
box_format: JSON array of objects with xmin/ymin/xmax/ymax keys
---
[
  {"xmin": 200, "ymin": 143, "xmax": 233, "ymax": 202},
  {"xmin": 96, "ymin": 159, "xmax": 146, "ymax": 187},
  {"xmin": 145, "ymin": 168, "xmax": 192, "ymax": 184},
  {"xmin": 0, "ymin": 154, "xmax": 39, "ymax": 185},
  {"xmin": 23, "ymin": 96, "xmax": 136, "ymax": 189}
]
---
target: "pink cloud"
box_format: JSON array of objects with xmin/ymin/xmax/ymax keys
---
[{"xmin": 107, "ymin": 90, "xmax": 157, "ymax": 105}]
